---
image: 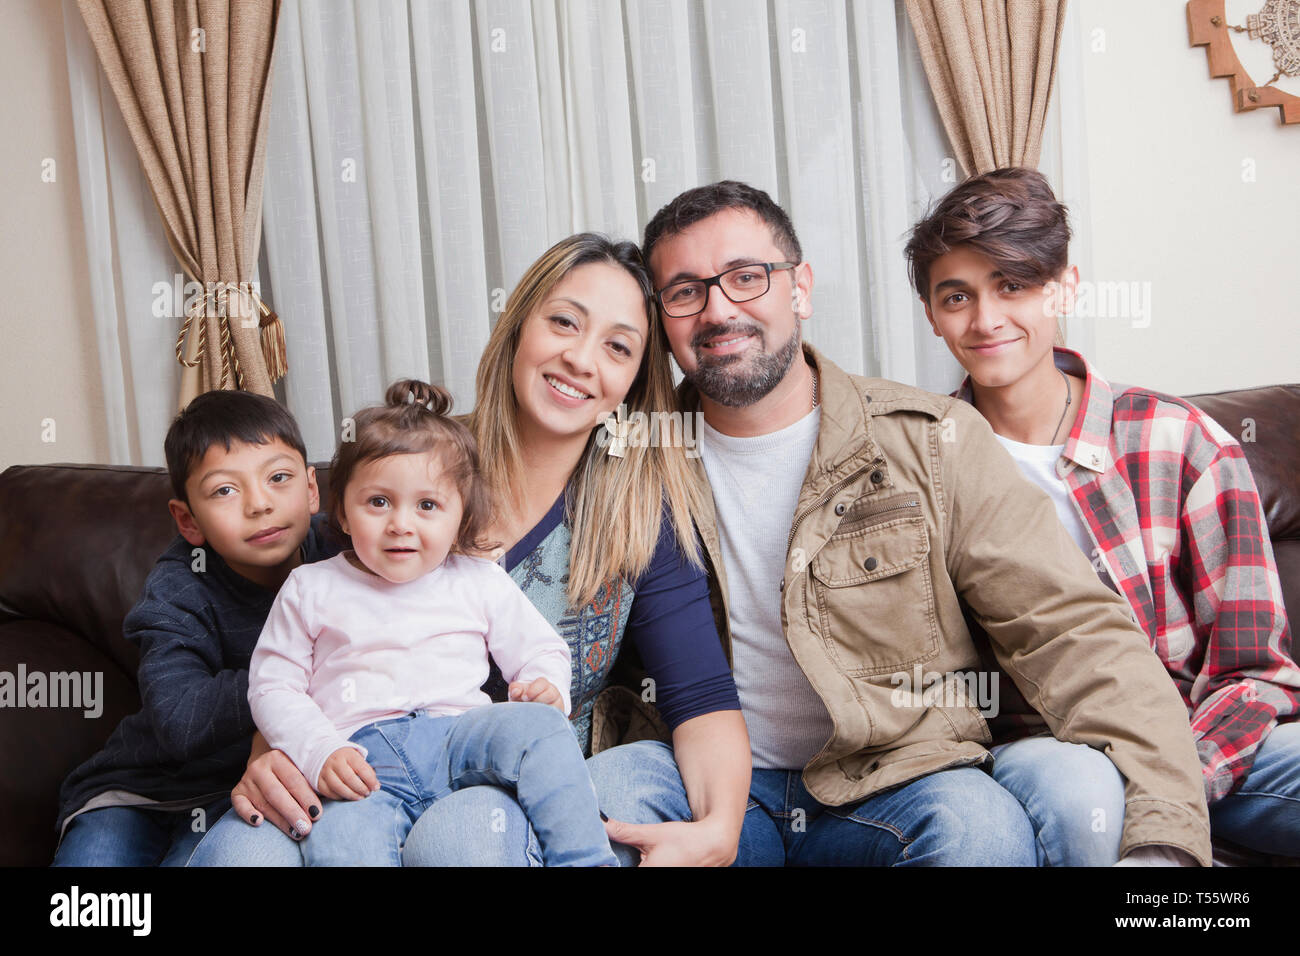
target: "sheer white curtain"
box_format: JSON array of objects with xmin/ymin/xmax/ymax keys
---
[
  {"xmin": 63, "ymin": 0, "xmax": 180, "ymax": 465},
  {"xmin": 66, "ymin": 0, "xmax": 1091, "ymax": 465}
]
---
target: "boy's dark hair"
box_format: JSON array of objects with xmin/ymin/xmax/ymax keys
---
[
  {"xmin": 642, "ymin": 180, "xmax": 802, "ymax": 269},
  {"xmin": 904, "ymin": 166, "xmax": 1072, "ymax": 301},
  {"xmin": 164, "ymin": 390, "xmax": 309, "ymax": 502},
  {"xmin": 329, "ymin": 380, "xmax": 495, "ymax": 557}
]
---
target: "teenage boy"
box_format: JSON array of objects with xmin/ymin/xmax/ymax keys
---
[
  {"xmin": 53, "ymin": 390, "xmax": 337, "ymax": 866},
  {"xmin": 585, "ymin": 180, "xmax": 1213, "ymax": 867},
  {"xmin": 904, "ymin": 166, "xmax": 1300, "ymax": 863}
]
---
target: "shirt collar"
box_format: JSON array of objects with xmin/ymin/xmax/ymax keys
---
[{"xmin": 954, "ymin": 347, "xmax": 1114, "ymax": 476}]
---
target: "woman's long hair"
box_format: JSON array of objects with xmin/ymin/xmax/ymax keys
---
[{"xmin": 469, "ymin": 233, "xmax": 708, "ymax": 610}]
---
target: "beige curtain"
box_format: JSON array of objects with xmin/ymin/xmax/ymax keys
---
[
  {"xmin": 77, "ymin": 0, "xmax": 283, "ymax": 405},
  {"xmin": 905, "ymin": 0, "xmax": 1067, "ymax": 176}
]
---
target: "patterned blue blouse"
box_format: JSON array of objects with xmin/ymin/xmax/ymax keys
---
[{"xmin": 484, "ymin": 493, "xmax": 739, "ymax": 755}]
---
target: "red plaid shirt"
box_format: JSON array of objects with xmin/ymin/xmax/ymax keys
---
[{"xmin": 957, "ymin": 348, "xmax": 1300, "ymax": 802}]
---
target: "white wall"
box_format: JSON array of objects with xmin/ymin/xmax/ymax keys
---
[
  {"xmin": 1076, "ymin": 0, "xmax": 1300, "ymax": 395},
  {"xmin": 0, "ymin": 0, "xmax": 108, "ymax": 469}
]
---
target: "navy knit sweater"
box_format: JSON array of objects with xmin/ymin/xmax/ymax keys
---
[{"xmin": 56, "ymin": 514, "xmax": 340, "ymax": 831}]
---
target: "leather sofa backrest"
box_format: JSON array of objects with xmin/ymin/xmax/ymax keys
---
[{"xmin": 0, "ymin": 463, "xmax": 336, "ymax": 681}]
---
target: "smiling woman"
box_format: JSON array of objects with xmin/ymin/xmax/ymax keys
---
[
  {"xmin": 509, "ymin": 261, "xmax": 648, "ymax": 459},
  {"xmin": 471, "ymin": 234, "xmax": 703, "ymax": 611}
]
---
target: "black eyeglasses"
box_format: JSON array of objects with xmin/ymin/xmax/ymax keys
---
[{"xmin": 656, "ymin": 262, "xmax": 798, "ymax": 318}]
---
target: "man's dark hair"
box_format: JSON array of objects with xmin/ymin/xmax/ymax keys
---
[
  {"xmin": 642, "ymin": 180, "xmax": 802, "ymax": 270},
  {"xmin": 164, "ymin": 389, "xmax": 308, "ymax": 502},
  {"xmin": 904, "ymin": 166, "xmax": 1071, "ymax": 301}
]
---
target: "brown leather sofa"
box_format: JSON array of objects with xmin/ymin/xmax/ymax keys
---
[{"xmin": 1, "ymin": 386, "xmax": 1296, "ymax": 867}]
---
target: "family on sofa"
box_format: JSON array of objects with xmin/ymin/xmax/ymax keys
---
[{"xmin": 51, "ymin": 170, "xmax": 1300, "ymax": 867}]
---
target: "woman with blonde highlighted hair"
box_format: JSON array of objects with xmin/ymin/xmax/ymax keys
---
[
  {"xmin": 194, "ymin": 234, "xmax": 750, "ymax": 867},
  {"xmin": 406, "ymin": 232, "xmax": 751, "ymax": 865}
]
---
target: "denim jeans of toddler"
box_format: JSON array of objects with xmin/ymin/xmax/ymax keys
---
[{"xmin": 188, "ymin": 702, "xmax": 615, "ymax": 867}]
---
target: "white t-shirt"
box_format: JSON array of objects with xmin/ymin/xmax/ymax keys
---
[
  {"xmin": 701, "ymin": 409, "xmax": 836, "ymax": 770},
  {"xmin": 994, "ymin": 433, "xmax": 1115, "ymax": 591},
  {"xmin": 248, "ymin": 552, "xmax": 572, "ymax": 789}
]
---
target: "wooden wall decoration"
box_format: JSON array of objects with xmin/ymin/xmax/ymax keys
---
[{"xmin": 1187, "ymin": 0, "xmax": 1300, "ymax": 125}]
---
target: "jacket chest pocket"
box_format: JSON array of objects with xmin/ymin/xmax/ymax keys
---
[{"xmin": 809, "ymin": 504, "xmax": 940, "ymax": 676}]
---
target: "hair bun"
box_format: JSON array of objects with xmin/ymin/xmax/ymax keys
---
[{"xmin": 385, "ymin": 379, "xmax": 453, "ymax": 416}]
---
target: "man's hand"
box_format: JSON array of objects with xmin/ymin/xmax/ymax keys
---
[
  {"xmin": 602, "ymin": 817, "xmax": 738, "ymax": 867},
  {"xmin": 317, "ymin": 747, "xmax": 380, "ymax": 801},
  {"xmin": 508, "ymin": 676, "xmax": 565, "ymax": 713},
  {"xmin": 231, "ymin": 732, "xmax": 321, "ymax": 839}
]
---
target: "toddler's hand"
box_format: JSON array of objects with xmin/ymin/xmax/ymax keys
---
[
  {"xmin": 317, "ymin": 747, "xmax": 380, "ymax": 801},
  {"xmin": 508, "ymin": 677, "xmax": 565, "ymax": 713}
]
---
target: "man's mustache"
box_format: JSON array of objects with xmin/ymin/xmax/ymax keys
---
[{"xmin": 691, "ymin": 322, "xmax": 764, "ymax": 352}]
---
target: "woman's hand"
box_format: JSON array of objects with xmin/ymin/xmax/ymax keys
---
[
  {"xmin": 508, "ymin": 676, "xmax": 565, "ymax": 712},
  {"xmin": 605, "ymin": 710, "xmax": 750, "ymax": 866},
  {"xmin": 599, "ymin": 711, "xmax": 750, "ymax": 866},
  {"xmin": 231, "ymin": 731, "xmax": 322, "ymax": 839},
  {"xmin": 602, "ymin": 816, "xmax": 738, "ymax": 867}
]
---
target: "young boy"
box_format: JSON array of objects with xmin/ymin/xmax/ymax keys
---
[
  {"xmin": 905, "ymin": 166, "xmax": 1300, "ymax": 864},
  {"xmin": 53, "ymin": 390, "xmax": 338, "ymax": 866}
]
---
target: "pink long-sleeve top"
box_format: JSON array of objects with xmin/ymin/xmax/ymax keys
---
[{"xmin": 248, "ymin": 552, "xmax": 573, "ymax": 789}]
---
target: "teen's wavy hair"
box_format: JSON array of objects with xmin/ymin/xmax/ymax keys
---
[
  {"xmin": 904, "ymin": 166, "xmax": 1072, "ymax": 301},
  {"xmin": 329, "ymin": 380, "xmax": 496, "ymax": 557},
  {"xmin": 470, "ymin": 233, "xmax": 708, "ymax": 610}
]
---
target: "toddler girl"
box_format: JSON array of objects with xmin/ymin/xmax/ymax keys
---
[{"xmin": 247, "ymin": 380, "xmax": 616, "ymax": 866}]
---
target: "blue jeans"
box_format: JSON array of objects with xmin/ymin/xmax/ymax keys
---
[
  {"xmin": 189, "ymin": 703, "xmax": 614, "ymax": 867},
  {"xmin": 403, "ymin": 740, "xmax": 1037, "ymax": 866},
  {"xmin": 993, "ymin": 723, "xmax": 1300, "ymax": 864},
  {"xmin": 990, "ymin": 735, "xmax": 1126, "ymax": 866},
  {"xmin": 401, "ymin": 785, "xmax": 543, "ymax": 866},
  {"xmin": 1210, "ymin": 720, "xmax": 1300, "ymax": 858},
  {"xmin": 53, "ymin": 796, "xmax": 231, "ymax": 867}
]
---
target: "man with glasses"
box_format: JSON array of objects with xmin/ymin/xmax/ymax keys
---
[{"xmin": 588, "ymin": 180, "xmax": 1213, "ymax": 866}]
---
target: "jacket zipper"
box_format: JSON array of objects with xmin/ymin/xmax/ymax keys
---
[
  {"xmin": 832, "ymin": 497, "xmax": 920, "ymax": 535},
  {"xmin": 785, "ymin": 456, "xmax": 885, "ymax": 557}
]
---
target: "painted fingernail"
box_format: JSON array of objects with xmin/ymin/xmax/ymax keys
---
[
  {"xmin": 250, "ymin": 814, "xmax": 261, "ymax": 826},
  {"xmin": 599, "ymin": 811, "xmax": 609, "ymax": 822},
  {"xmin": 295, "ymin": 819, "xmax": 310, "ymax": 834},
  {"xmin": 309, "ymin": 805, "xmax": 320, "ymax": 818}
]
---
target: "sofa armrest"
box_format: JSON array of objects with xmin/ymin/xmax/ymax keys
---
[{"xmin": 0, "ymin": 619, "xmax": 138, "ymax": 866}]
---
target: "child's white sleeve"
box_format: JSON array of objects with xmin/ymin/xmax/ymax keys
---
[
  {"xmin": 482, "ymin": 564, "xmax": 573, "ymax": 716},
  {"xmin": 248, "ymin": 572, "xmax": 364, "ymax": 789}
]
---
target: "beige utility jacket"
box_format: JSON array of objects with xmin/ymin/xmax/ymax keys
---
[{"xmin": 683, "ymin": 344, "xmax": 1212, "ymax": 865}]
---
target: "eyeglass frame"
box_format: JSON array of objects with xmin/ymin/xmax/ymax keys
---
[{"xmin": 654, "ymin": 261, "xmax": 799, "ymax": 318}]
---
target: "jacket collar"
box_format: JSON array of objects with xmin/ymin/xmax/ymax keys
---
[
  {"xmin": 677, "ymin": 342, "xmax": 880, "ymax": 493},
  {"xmin": 954, "ymin": 346, "xmax": 1114, "ymax": 476}
]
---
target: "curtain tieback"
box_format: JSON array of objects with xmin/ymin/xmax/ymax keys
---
[{"xmin": 174, "ymin": 283, "xmax": 288, "ymax": 388}]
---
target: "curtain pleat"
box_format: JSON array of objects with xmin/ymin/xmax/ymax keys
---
[
  {"xmin": 904, "ymin": 0, "xmax": 1067, "ymax": 175},
  {"xmin": 77, "ymin": 0, "xmax": 281, "ymax": 405}
]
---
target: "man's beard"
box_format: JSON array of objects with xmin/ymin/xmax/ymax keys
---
[{"xmin": 683, "ymin": 320, "xmax": 802, "ymax": 408}]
